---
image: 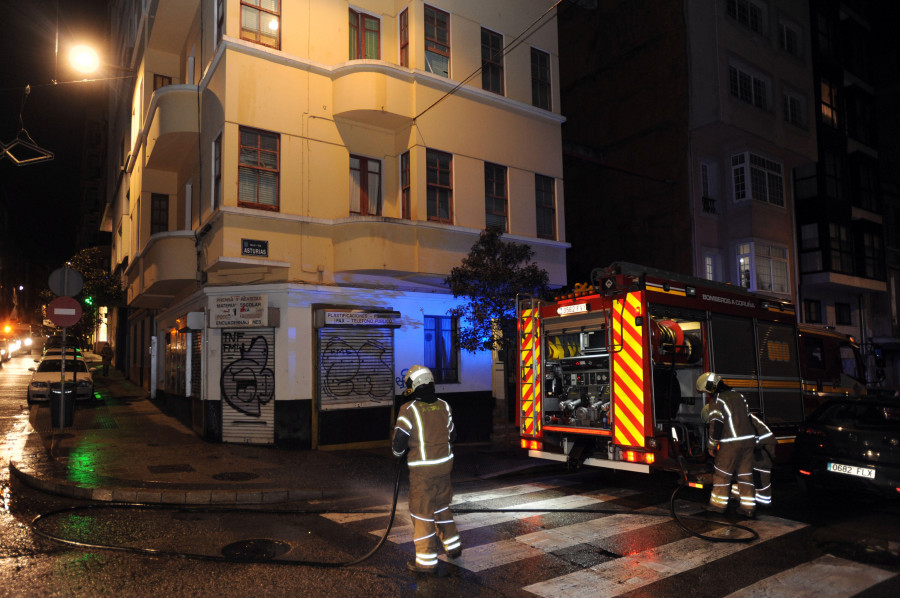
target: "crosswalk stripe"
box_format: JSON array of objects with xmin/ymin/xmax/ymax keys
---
[
  {"xmin": 523, "ymin": 515, "xmax": 807, "ymax": 597},
  {"xmin": 322, "ymin": 482, "xmax": 580, "ymax": 525},
  {"xmin": 724, "ymin": 554, "xmax": 897, "ymax": 598},
  {"xmin": 374, "ymin": 490, "xmax": 640, "ymax": 543},
  {"xmin": 443, "ymin": 506, "xmax": 701, "ymax": 572}
]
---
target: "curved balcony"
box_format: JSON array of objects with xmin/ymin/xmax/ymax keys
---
[
  {"xmin": 127, "ymin": 233, "xmax": 197, "ymax": 308},
  {"xmin": 145, "ymin": 85, "xmax": 199, "ymax": 171},
  {"xmin": 332, "ymin": 63, "xmax": 415, "ymax": 130}
]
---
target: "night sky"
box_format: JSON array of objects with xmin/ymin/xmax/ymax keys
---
[{"xmin": 0, "ymin": 0, "xmax": 109, "ymax": 272}]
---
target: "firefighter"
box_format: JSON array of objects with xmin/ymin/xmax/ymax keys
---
[
  {"xmin": 393, "ymin": 365, "xmax": 462, "ymax": 574},
  {"xmin": 696, "ymin": 372, "xmax": 757, "ymax": 517},
  {"xmin": 749, "ymin": 412, "xmax": 776, "ymax": 508}
]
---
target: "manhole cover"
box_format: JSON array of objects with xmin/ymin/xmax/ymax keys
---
[
  {"xmin": 221, "ymin": 539, "xmax": 291, "ymax": 561},
  {"xmin": 148, "ymin": 464, "xmax": 195, "ymax": 474},
  {"xmin": 212, "ymin": 471, "xmax": 259, "ymax": 481}
]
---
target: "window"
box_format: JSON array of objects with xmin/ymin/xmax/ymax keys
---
[
  {"xmin": 399, "ymin": 9, "xmax": 409, "ymax": 67},
  {"xmin": 535, "ymin": 174, "xmax": 555, "ymax": 239},
  {"xmin": 238, "ymin": 127, "xmax": 279, "ymax": 210},
  {"xmin": 778, "ymin": 21, "xmax": 800, "ymax": 56},
  {"xmin": 213, "ymin": 133, "xmax": 222, "ymax": 210},
  {"xmin": 737, "ymin": 243, "xmax": 752, "ymax": 288},
  {"xmin": 151, "ymin": 193, "xmax": 168, "ymax": 235},
  {"xmin": 481, "ymin": 28, "xmax": 503, "ymax": 94},
  {"xmin": 349, "ymin": 9, "xmax": 380, "ymax": 59},
  {"xmin": 701, "ymin": 162, "xmax": 717, "ymax": 214},
  {"xmin": 485, "ymin": 163, "xmax": 507, "ymax": 231},
  {"xmin": 829, "ymin": 223, "xmax": 853, "ymax": 274},
  {"xmin": 835, "ymin": 302, "xmax": 852, "ymax": 326},
  {"xmin": 803, "ymin": 299, "xmax": 822, "ymax": 324},
  {"xmin": 531, "ymin": 48, "xmax": 551, "ymax": 110},
  {"xmin": 400, "ymin": 151, "xmax": 411, "ymax": 219},
  {"xmin": 754, "ymin": 244, "xmax": 789, "ymax": 293},
  {"xmin": 424, "ymin": 315, "xmax": 458, "ymax": 383},
  {"xmin": 800, "ymin": 223, "xmax": 822, "ymax": 273},
  {"xmin": 822, "ymin": 149, "xmax": 843, "ymax": 200},
  {"xmin": 851, "ymin": 155, "xmax": 879, "ymax": 212},
  {"xmin": 726, "ymin": 0, "xmax": 763, "ymax": 33},
  {"xmin": 729, "ymin": 65, "xmax": 768, "ymax": 110},
  {"xmin": 350, "ymin": 155, "xmax": 382, "ymax": 216},
  {"xmin": 241, "ymin": 0, "xmax": 280, "ymax": 49},
  {"xmin": 783, "ymin": 90, "xmax": 806, "ymax": 129},
  {"xmin": 846, "ymin": 90, "xmax": 874, "ymax": 146},
  {"xmin": 861, "ymin": 231, "xmax": 884, "ymax": 279},
  {"xmin": 153, "ymin": 74, "xmax": 172, "ymax": 91},
  {"xmin": 426, "ymin": 149, "xmax": 452, "ymax": 222},
  {"xmin": 216, "ymin": 0, "xmax": 225, "ymax": 44},
  {"xmin": 424, "ymin": 5, "xmax": 450, "ymax": 77},
  {"xmin": 703, "ymin": 251, "xmax": 722, "ymax": 282},
  {"xmin": 736, "ymin": 241, "xmax": 789, "ymax": 294},
  {"xmin": 820, "ymin": 80, "xmax": 838, "ymax": 128},
  {"xmin": 731, "ymin": 152, "xmax": 784, "ymax": 206}
]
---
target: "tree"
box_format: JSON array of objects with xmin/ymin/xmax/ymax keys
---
[
  {"xmin": 39, "ymin": 247, "xmax": 124, "ymax": 347},
  {"xmin": 445, "ymin": 229, "xmax": 549, "ymax": 354}
]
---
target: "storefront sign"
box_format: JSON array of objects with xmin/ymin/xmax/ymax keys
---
[
  {"xmin": 241, "ymin": 239, "xmax": 268, "ymax": 257},
  {"xmin": 324, "ymin": 311, "xmax": 399, "ymax": 327},
  {"xmin": 210, "ymin": 294, "xmax": 268, "ymax": 328}
]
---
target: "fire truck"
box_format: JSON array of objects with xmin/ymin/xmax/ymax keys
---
[{"xmin": 517, "ymin": 262, "xmax": 864, "ymax": 475}]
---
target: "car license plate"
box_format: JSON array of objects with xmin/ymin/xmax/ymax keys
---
[{"xmin": 827, "ymin": 462, "xmax": 875, "ymax": 479}]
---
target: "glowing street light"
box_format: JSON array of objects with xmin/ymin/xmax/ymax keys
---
[{"xmin": 69, "ymin": 45, "xmax": 101, "ymax": 75}]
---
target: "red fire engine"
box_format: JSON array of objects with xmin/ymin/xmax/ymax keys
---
[{"xmin": 517, "ymin": 262, "xmax": 864, "ymax": 475}]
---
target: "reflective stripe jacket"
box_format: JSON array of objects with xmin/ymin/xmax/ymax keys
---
[
  {"xmin": 749, "ymin": 412, "xmax": 776, "ymax": 458},
  {"xmin": 707, "ymin": 390, "xmax": 755, "ymax": 450},
  {"xmin": 393, "ymin": 398, "xmax": 456, "ymax": 467}
]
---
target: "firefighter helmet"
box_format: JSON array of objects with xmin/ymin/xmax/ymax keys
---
[
  {"xmin": 696, "ymin": 371, "xmax": 722, "ymax": 394},
  {"xmin": 404, "ymin": 365, "xmax": 435, "ymax": 396}
]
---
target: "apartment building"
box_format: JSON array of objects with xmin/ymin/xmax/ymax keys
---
[
  {"xmin": 560, "ymin": 0, "xmax": 816, "ymax": 305},
  {"xmin": 795, "ymin": 0, "xmax": 899, "ymax": 388},
  {"xmin": 101, "ymin": 0, "xmax": 566, "ymax": 447}
]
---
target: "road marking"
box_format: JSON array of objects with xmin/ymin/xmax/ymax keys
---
[
  {"xmin": 724, "ymin": 554, "xmax": 897, "ymax": 598},
  {"xmin": 375, "ymin": 490, "xmax": 640, "ymax": 543},
  {"xmin": 524, "ymin": 515, "xmax": 807, "ymax": 597}
]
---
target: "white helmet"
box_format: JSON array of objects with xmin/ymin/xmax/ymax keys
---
[
  {"xmin": 404, "ymin": 365, "xmax": 435, "ymax": 396},
  {"xmin": 695, "ymin": 371, "xmax": 722, "ymax": 394}
]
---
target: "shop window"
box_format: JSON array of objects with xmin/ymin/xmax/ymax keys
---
[{"xmin": 425, "ymin": 315, "xmax": 458, "ymax": 383}]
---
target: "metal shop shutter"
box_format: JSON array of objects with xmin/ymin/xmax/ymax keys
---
[{"xmin": 318, "ymin": 327, "xmax": 395, "ymax": 411}]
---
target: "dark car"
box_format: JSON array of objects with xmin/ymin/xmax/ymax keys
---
[{"xmin": 793, "ymin": 397, "xmax": 900, "ymax": 498}]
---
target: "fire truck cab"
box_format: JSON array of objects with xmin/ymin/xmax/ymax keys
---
[{"xmin": 517, "ymin": 262, "xmax": 864, "ymax": 475}]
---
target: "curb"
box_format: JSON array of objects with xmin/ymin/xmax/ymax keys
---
[{"xmin": 8, "ymin": 461, "xmax": 340, "ymax": 505}]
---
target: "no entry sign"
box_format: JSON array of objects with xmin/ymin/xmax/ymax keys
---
[{"xmin": 48, "ymin": 296, "xmax": 83, "ymax": 328}]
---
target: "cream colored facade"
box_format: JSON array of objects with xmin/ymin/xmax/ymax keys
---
[{"xmin": 103, "ymin": 0, "xmax": 566, "ymax": 447}]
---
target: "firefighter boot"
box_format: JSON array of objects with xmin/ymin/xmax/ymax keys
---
[{"xmin": 407, "ymin": 559, "xmax": 438, "ymax": 575}]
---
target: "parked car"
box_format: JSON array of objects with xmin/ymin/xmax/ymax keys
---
[
  {"xmin": 27, "ymin": 357, "xmax": 94, "ymax": 404},
  {"xmin": 793, "ymin": 397, "xmax": 900, "ymax": 498},
  {"xmin": 38, "ymin": 347, "xmax": 84, "ymax": 361}
]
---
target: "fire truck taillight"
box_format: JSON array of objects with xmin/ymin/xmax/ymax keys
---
[
  {"xmin": 521, "ymin": 439, "xmax": 541, "ymax": 451},
  {"xmin": 623, "ymin": 450, "xmax": 655, "ymax": 465}
]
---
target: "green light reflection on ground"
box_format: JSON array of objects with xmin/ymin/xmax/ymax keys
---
[{"xmin": 66, "ymin": 445, "xmax": 101, "ymax": 486}]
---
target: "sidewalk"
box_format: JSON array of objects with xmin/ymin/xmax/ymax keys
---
[{"xmin": 9, "ymin": 364, "xmax": 540, "ymax": 505}]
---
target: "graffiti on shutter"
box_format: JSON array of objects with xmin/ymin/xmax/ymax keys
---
[
  {"xmin": 221, "ymin": 328, "xmax": 275, "ymax": 444},
  {"xmin": 318, "ymin": 327, "xmax": 394, "ymax": 411}
]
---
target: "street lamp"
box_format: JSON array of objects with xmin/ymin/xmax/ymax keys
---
[{"xmin": 69, "ymin": 45, "xmax": 100, "ymax": 75}]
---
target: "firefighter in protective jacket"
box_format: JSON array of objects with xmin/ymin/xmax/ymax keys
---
[
  {"xmin": 393, "ymin": 365, "xmax": 462, "ymax": 574},
  {"xmin": 697, "ymin": 372, "xmax": 757, "ymax": 517},
  {"xmin": 749, "ymin": 412, "xmax": 776, "ymax": 508}
]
